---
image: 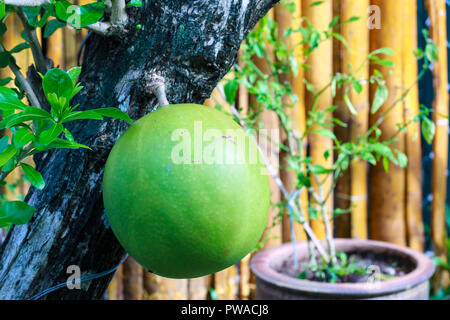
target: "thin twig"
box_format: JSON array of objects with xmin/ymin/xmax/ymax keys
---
[
  {"xmin": 0, "ymin": 45, "xmax": 41, "ymax": 108},
  {"xmin": 16, "ymin": 8, "xmax": 47, "ymax": 75}
]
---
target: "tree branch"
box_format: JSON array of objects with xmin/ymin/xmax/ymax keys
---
[
  {"xmin": 3, "ymin": 0, "xmax": 50, "ymax": 6},
  {"xmin": 16, "ymin": 8, "xmax": 48, "ymax": 75},
  {"xmin": 0, "ymin": 45, "xmax": 41, "ymax": 108},
  {"xmin": 110, "ymin": 0, "xmax": 128, "ymax": 26}
]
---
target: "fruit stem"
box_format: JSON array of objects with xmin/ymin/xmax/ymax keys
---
[{"xmin": 146, "ymin": 74, "xmax": 169, "ymax": 107}]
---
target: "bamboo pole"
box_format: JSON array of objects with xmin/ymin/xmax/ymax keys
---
[
  {"xmin": 369, "ymin": 0, "xmax": 407, "ymax": 246},
  {"xmin": 107, "ymin": 265, "xmax": 123, "ymax": 300},
  {"xmin": 122, "ymin": 257, "xmax": 144, "ymax": 300},
  {"xmin": 188, "ymin": 276, "xmax": 210, "ymax": 300},
  {"xmin": 275, "ymin": 1, "xmax": 307, "ymax": 243},
  {"xmin": 403, "ymin": 0, "xmax": 424, "ymax": 252},
  {"xmin": 426, "ymin": 0, "xmax": 449, "ymax": 291},
  {"xmin": 333, "ymin": 0, "xmax": 351, "ymax": 238},
  {"xmin": 213, "ymin": 266, "xmax": 238, "ymax": 300},
  {"xmin": 144, "ymin": 273, "xmax": 188, "ymax": 300},
  {"xmin": 46, "ymin": 26, "xmax": 64, "ymax": 69},
  {"xmin": 342, "ymin": 0, "xmax": 370, "ymax": 240},
  {"xmin": 302, "ymin": 0, "xmax": 334, "ymax": 239}
]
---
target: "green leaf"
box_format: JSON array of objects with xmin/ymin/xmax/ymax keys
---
[
  {"xmin": 370, "ymin": 48, "xmax": 394, "ymax": 56},
  {"xmin": 67, "ymin": 66, "xmax": 81, "ymax": 85},
  {"xmin": 56, "ymin": 0, "xmax": 105, "ymax": 28},
  {"xmin": 372, "ymin": 59, "xmax": 394, "ymax": 67},
  {"xmin": 0, "ymin": 201, "xmax": 35, "ymax": 225},
  {"xmin": 34, "ymin": 138, "xmax": 91, "ymax": 151},
  {"xmin": 1, "ymin": 107, "xmax": 52, "ymax": 128},
  {"xmin": 21, "ymin": 163, "xmax": 45, "ymax": 190},
  {"xmin": 13, "ymin": 128, "xmax": 34, "ymax": 148},
  {"xmin": 0, "ymin": 145, "xmax": 17, "ymax": 167},
  {"xmin": 0, "ymin": 1, "xmax": 5, "ymax": 20},
  {"xmin": 224, "ymin": 80, "xmax": 238, "ymax": 106},
  {"xmin": 309, "ymin": 1, "xmax": 324, "ymax": 7},
  {"xmin": 0, "ymin": 77, "xmax": 12, "ymax": 86},
  {"xmin": 39, "ymin": 123, "xmax": 63, "ymax": 145},
  {"xmin": 93, "ymin": 108, "xmax": 133, "ymax": 123},
  {"xmin": 0, "ymin": 51, "xmax": 11, "ymax": 68},
  {"xmin": 64, "ymin": 128, "xmax": 74, "ymax": 143},
  {"xmin": 22, "ymin": 7, "xmax": 41, "ymax": 28},
  {"xmin": 371, "ymin": 85, "xmax": 388, "ymax": 114},
  {"xmin": 313, "ymin": 129, "xmax": 336, "ymax": 140},
  {"xmin": 0, "ymin": 135, "xmax": 9, "ymax": 152},
  {"xmin": 42, "ymin": 68, "xmax": 74, "ymax": 102},
  {"xmin": 128, "ymin": 0, "xmax": 142, "ymax": 7},
  {"xmin": 44, "ymin": 19, "xmax": 67, "ymax": 38},
  {"xmin": 382, "ymin": 156, "xmax": 389, "ymax": 173},
  {"xmin": 395, "ymin": 150, "xmax": 408, "ymax": 168},
  {"xmin": 61, "ymin": 110, "xmax": 104, "ymax": 123},
  {"xmin": 0, "ymin": 86, "xmax": 29, "ymax": 111},
  {"xmin": 344, "ymin": 92, "xmax": 357, "ymax": 116},
  {"xmin": 9, "ymin": 42, "xmax": 30, "ymax": 54},
  {"xmin": 422, "ymin": 117, "xmax": 436, "ymax": 144},
  {"xmin": 310, "ymin": 164, "xmax": 333, "ymax": 174}
]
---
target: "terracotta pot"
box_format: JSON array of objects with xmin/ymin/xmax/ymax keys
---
[{"xmin": 251, "ymin": 239, "xmax": 435, "ymax": 300}]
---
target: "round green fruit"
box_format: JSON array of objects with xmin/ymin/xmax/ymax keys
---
[{"xmin": 103, "ymin": 104, "xmax": 270, "ymax": 278}]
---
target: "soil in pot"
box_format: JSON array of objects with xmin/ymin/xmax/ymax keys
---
[{"xmin": 277, "ymin": 250, "xmax": 416, "ymax": 284}]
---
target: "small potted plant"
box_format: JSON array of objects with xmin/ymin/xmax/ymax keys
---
[{"xmin": 215, "ymin": 9, "xmax": 437, "ymax": 299}]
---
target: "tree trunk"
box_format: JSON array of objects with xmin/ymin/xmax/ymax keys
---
[{"xmin": 0, "ymin": 0, "xmax": 279, "ymax": 300}]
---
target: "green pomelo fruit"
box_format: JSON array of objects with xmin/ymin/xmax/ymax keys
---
[{"xmin": 103, "ymin": 104, "xmax": 270, "ymax": 278}]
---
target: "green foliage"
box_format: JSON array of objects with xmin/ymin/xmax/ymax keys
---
[
  {"xmin": 0, "ymin": 67, "xmax": 132, "ymax": 227},
  {"xmin": 216, "ymin": 0, "xmax": 441, "ymax": 277},
  {"xmin": 297, "ymin": 252, "xmax": 367, "ymax": 283}
]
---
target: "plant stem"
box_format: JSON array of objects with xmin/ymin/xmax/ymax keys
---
[
  {"xmin": 0, "ymin": 44, "xmax": 41, "ymax": 109},
  {"xmin": 16, "ymin": 8, "xmax": 47, "ymax": 75},
  {"xmin": 313, "ymin": 174, "xmax": 337, "ymax": 266}
]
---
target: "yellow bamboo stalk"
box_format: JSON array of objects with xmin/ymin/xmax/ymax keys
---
[
  {"xmin": 275, "ymin": 1, "xmax": 307, "ymax": 243},
  {"xmin": 122, "ymin": 257, "xmax": 144, "ymax": 300},
  {"xmin": 333, "ymin": 0, "xmax": 351, "ymax": 238},
  {"xmin": 144, "ymin": 273, "xmax": 188, "ymax": 300},
  {"xmin": 188, "ymin": 276, "xmax": 211, "ymax": 300},
  {"xmin": 403, "ymin": 0, "xmax": 424, "ymax": 252},
  {"xmin": 369, "ymin": 0, "xmax": 406, "ymax": 246},
  {"xmin": 46, "ymin": 25, "xmax": 64, "ymax": 69},
  {"xmin": 302, "ymin": 0, "xmax": 334, "ymax": 239},
  {"xmin": 426, "ymin": 0, "xmax": 449, "ymax": 291},
  {"xmin": 213, "ymin": 266, "xmax": 238, "ymax": 300},
  {"xmin": 239, "ymin": 254, "xmax": 251, "ymax": 299},
  {"xmin": 341, "ymin": 0, "xmax": 370, "ymax": 240},
  {"xmin": 107, "ymin": 265, "xmax": 123, "ymax": 300}
]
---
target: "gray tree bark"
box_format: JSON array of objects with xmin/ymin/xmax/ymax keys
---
[{"xmin": 0, "ymin": 0, "xmax": 278, "ymax": 299}]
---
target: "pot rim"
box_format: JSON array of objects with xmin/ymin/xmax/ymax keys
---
[{"xmin": 250, "ymin": 238, "xmax": 435, "ymax": 297}]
